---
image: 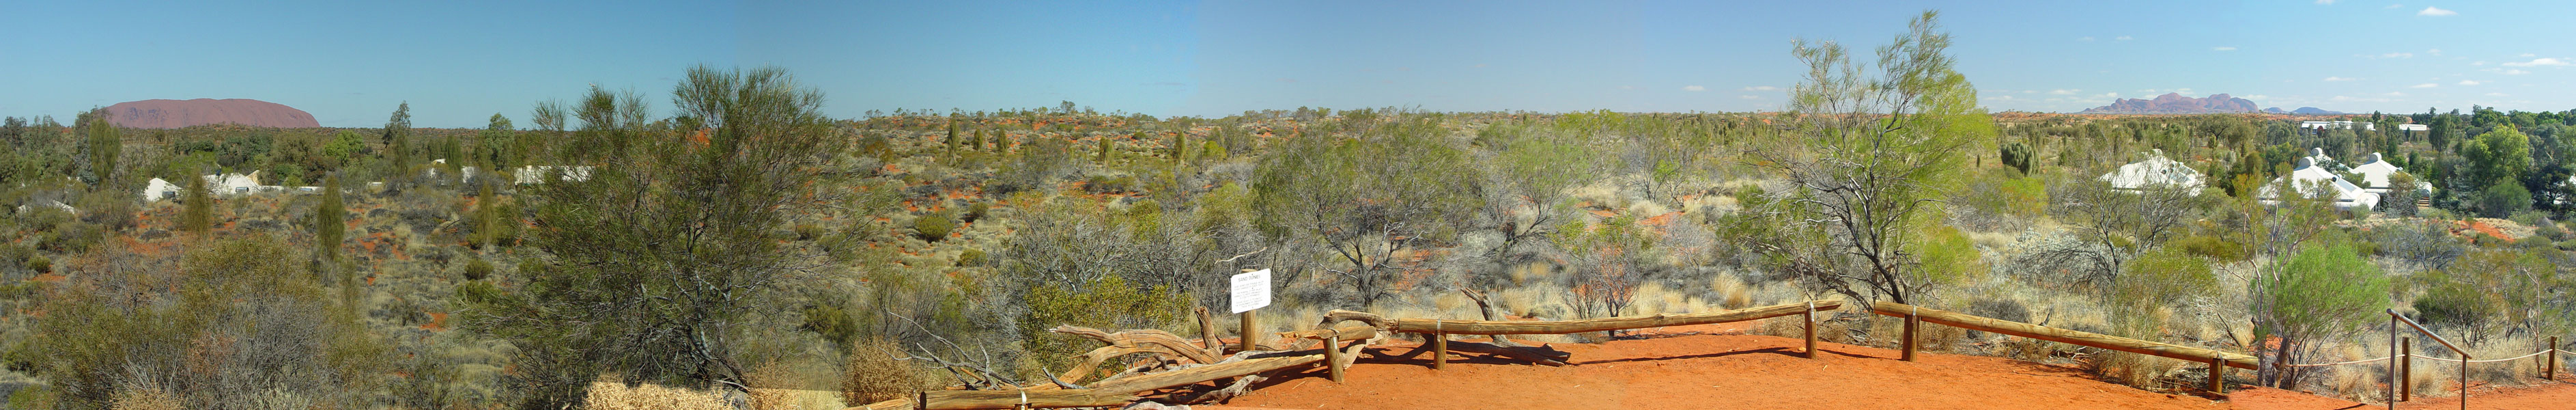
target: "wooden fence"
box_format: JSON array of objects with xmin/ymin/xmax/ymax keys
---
[{"xmin": 855, "ymin": 299, "xmax": 2565, "ymax": 409}]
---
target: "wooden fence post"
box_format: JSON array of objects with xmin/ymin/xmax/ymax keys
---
[
  {"xmin": 1432, "ymin": 318, "xmax": 1447, "ymax": 370},
  {"xmin": 2550, "ymin": 336, "xmax": 2558, "ymax": 381},
  {"xmin": 1239, "ymin": 311, "xmax": 1256, "ymax": 353},
  {"xmin": 918, "ymin": 390, "xmax": 929, "ymax": 410},
  {"xmin": 1324, "ymin": 332, "xmax": 1344, "ymax": 383},
  {"xmin": 2209, "ymin": 355, "xmax": 2225, "ymax": 394},
  {"xmin": 2400, "ymin": 337, "xmax": 2411, "ymax": 402},
  {"xmin": 1901, "ymin": 305, "xmax": 1919, "ymax": 362},
  {"xmin": 1803, "ymin": 301, "xmax": 1818, "ymax": 359}
]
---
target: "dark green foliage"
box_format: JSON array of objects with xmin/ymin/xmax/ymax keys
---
[
  {"xmin": 386, "ymin": 102, "xmax": 414, "ymax": 176},
  {"xmin": 963, "ymin": 202, "xmax": 990, "ymax": 223},
  {"xmin": 461, "ymin": 66, "xmax": 844, "ymax": 407},
  {"xmin": 23, "ymin": 255, "xmax": 46, "ymax": 273},
  {"xmin": 84, "ymin": 114, "xmax": 118, "ymax": 186},
  {"xmin": 799, "ymin": 303, "xmax": 859, "ymax": 349},
  {"xmin": 1096, "ymin": 135, "xmax": 1114, "ymax": 163},
  {"xmin": 955, "ymin": 248, "xmax": 987, "ymax": 267},
  {"xmin": 913, "ymin": 213, "xmax": 954, "ymax": 242},
  {"xmin": 182, "ymin": 172, "xmax": 212, "ymax": 235},
  {"xmin": 2477, "ymin": 182, "xmax": 2532, "ymax": 218},
  {"xmin": 464, "ymin": 258, "xmax": 494, "ymax": 281},
  {"xmin": 2000, "ymin": 141, "xmax": 2033, "ymax": 175},
  {"xmin": 2250, "ymin": 241, "xmax": 2389, "ymax": 387},
  {"xmin": 315, "ymin": 174, "xmax": 346, "ymax": 261}
]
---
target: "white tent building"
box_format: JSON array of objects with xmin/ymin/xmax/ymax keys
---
[
  {"xmin": 2259, "ymin": 156, "xmax": 2378, "ymax": 212},
  {"xmin": 2345, "ymin": 152, "xmax": 2433, "ymax": 195},
  {"xmin": 2099, "ymin": 149, "xmax": 2205, "ymax": 193}
]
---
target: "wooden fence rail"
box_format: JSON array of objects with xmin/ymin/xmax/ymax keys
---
[{"xmin": 1868, "ymin": 301, "xmax": 2258, "ymax": 370}]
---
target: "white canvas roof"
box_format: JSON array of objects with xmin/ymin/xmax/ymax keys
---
[
  {"xmin": 2259, "ymin": 156, "xmax": 2378, "ymax": 211},
  {"xmin": 2098, "ymin": 149, "xmax": 2204, "ymax": 191}
]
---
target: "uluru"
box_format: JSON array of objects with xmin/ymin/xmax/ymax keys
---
[{"xmin": 102, "ymin": 98, "xmax": 320, "ymax": 128}]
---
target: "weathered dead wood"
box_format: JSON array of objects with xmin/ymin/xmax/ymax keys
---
[
  {"xmin": 1329, "ymin": 300, "xmax": 1841, "ymax": 336},
  {"xmin": 1276, "ymin": 325, "xmax": 1381, "ymax": 342},
  {"xmin": 1189, "ymin": 374, "xmax": 1266, "ymax": 404},
  {"xmin": 1049, "ymin": 325, "xmax": 1221, "ymax": 366},
  {"xmin": 868, "ymin": 352, "xmax": 1327, "ymax": 410},
  {"xmin": 1868, "ymin": 301, "xmax": 2256, "ymax": 370},
  {"xmin": 1445, "ymin": 340, "xmax": 1572, "ymax": 366},
  {"xmin": 1193, "ymin": 306, "xmax": 1221, "ymax": 357}
]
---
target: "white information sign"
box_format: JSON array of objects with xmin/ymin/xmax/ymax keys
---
[{"xmin": 1230, "ymin": 269, "xmax": 1271, "ymax": 314}]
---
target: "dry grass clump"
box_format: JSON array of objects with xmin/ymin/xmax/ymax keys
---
[
  {"xmin": 2083, "ymin": 351, "xmax": 2182, "ymax": 390},
  {"xmin": 1710, "ymin": 274, "xmax": 1753, "ymax": 310},
  {"xmin": 843, "ymin": 338, "xmax": 935, "ymax": 407},
  {"xmin": 584, "ymin": 381, "xmax": 735, "ymax": 410},
  {"xmin": 108, "ymin": 385, "xmax": 181, "ymax": 410}
]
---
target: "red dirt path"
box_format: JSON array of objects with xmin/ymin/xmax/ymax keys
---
[{"xmin": 1204, "ymin": 323, "xmax": 2576, "ymax": 410}]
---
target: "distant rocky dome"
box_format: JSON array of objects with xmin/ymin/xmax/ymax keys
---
[
  {"xmin": 2076, "ymin": 93, "xmax": 2261, "ymax": 114},
  {"xmin": 103, "ymin": 98, "xmax": 319, "ymax": 128},
  {"xmin": 2264, "ymin": 107, "xmax": 2347, "ymax": 115}
]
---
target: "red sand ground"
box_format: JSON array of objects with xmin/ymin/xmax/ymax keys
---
[{"xmin": 1203, "ymin": 323, "xmax": 2576, "ymax": 410}]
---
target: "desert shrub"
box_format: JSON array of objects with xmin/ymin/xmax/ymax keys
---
[
  {"xmin": 2250, "ymin": 240, "xmax": 2390, "ymax": 388},
  {"xmin": 792, "ymin": 223, "xmax": 824, "ymax": 241},
  {"xmin": 2168, "ymin": 234, "xmax": 2250, "ymax": 262},
  {"xmin": 2000, "ymin": 141, "xmax": 2035, "ymax": 175},
  {"xmin": 2476, "ymin": 182, "xmax": 2532, "ymax": 218},
  {"xmin": 961, "ymin": 202, "xmax": 990, "ymax": 223},
  {"xmin": 109, "ymin": 385, "xmax": 181, "ymax": 410},
  {"xmin": 911, "ymin": 213, "xmax": 954, "ymax": 243},
  {"xmin": 31, "ymin": 236, "xmax": 388, "ymax": 409},
  {"xmin": 954, "ymin": 248, "xmax": 987, "ymax": 267},
  {"xmin": 463, "ymin": 258, "xmax": 493, "ymax": 281},
  {"xmin": 798, "ymin": 303, "xmax": 860, "ymax": 350},
  {"xmin": 1017, "ymin": 275, "xmax": 1187, "ymax": 379},
  {"xmin": 841, "ymin": 337, "xmax": 931, "ymax": 406},
  {"xmin": 24, "ymin": 255, "xmax": 47, "ymax": 274}
]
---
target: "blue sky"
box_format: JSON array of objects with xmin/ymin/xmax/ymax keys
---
[{"xmin": 5, "ymin": 1, "xmax": 2573, "ymax": 128}]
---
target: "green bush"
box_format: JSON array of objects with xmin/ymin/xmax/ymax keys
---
[
  {"xmin": 462, "ymin": 258, "xmax": 493, "ymax": 281},
  {"xmin": 2169, "ymin": 234, "xmax": 2250, "ymax": 262},
  {"xmin": 912, "ymin": 213, "xmax": 954, "ymax": 243},
  {"xmin": 2250, "ymin": 240, "xmax": 2390, "ymax": 387},
  {"xmin": 793, "ymin": 223, "xmax": 825, "ymax": 241},
  {"xmin": 962, "ymin": 202, "xmax": 991, "ymax": 223},
  {"xmin": 956, "ymin": 248, "xmax": 988, "ymax": 267},
  {"xmin": 25, "ymin": 255, "xmax": 49, "ymax": 274},
  {"xmin": 2476, "ymin": 182, "xmax": 2531, "ymax": 218}
]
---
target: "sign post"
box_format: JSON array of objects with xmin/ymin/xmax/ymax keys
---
[{"xmin": 1231, "ymin": 269, "xmax": 1271, "ymax": 353}]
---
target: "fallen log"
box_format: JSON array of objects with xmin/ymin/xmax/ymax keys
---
[
  {"xmin": 1049, "ymin": 325, "xmax": 1221, "ymax": 365},
  {"xmin": 1868, "ymin": 301, "xmax": 2256, "ymax": 370},
  {"xmin": 1325, "ymin": 300, "xmax": 1842, "ymax": 336},
  {"xmin": 1384, "ymin": 338, "xmax": 1572, "ymax": 366},
  {"xmin": 862, "ymin": 351, "xmax": 1329, "ymax": 410}
]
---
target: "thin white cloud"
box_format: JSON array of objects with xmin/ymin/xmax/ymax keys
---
[
  {"xmin": 2502, "ymin": 57, "xmax": 2569, "ymax": 67},
  {"xmin": 2457, "ymin": 80, "xmax": 2481, "ymax": 85},
  {"xmin": 2417, "ymin": 6, "xmax": 2455, "ymax": 16},
  {"xmin": 2362, "ymin": 52, "xmax": 2414, "ymax": 59},
  {"xmin": 2323, "ymin": 77, "xmax": 2359, "ymax": 81},
  {"xmin": 2114, "ymin": 36, "xmax": 2133, "ymax": 41},
  {"xmin": 2520, "ymin": 53, "xmax": 2537, "ymax": 57},
  {"xmin": 2383, "ymin": 92, "xmax": 2406, "ymax": 96},
  {"xmin": 2485, "ymin": 68, "xmax": 2534, "ymax": 75},
  {"xmin": 2428, "ymin": 49, "xmax": 2442, "ymax": 55},
  {"xmin": 2213, "ymin": 46, "xmax": 2238, "ymax": 51},
  {"xmin": 2486, "ymin": 92, "xmax": 2509, "ymax": 96},
  {"xmin": 2410, "ymin": 83, "xmax": 2438, "ymax": 88},
  {"xmin": 1741, "ymin": 85, "xmax": 1779, "ymax": 92},
  {"xmin": 2101, "ymin": 92, "xmax": 2122, "ymax": 98},
  {"xmin": 1682, "ymin": 85, "xmax": 1706, "ymax": 92},
  {"xmin": 2246, "ymin": 95, "xmax": 2269, "ymax": 100},
  {"xmin": 2078, "ymin": 36, "xmax": 2095, "ymax": 42},
  {"xmin": 2049, "ymin": 89, "xmax": 2080, "ymax": 95},
  {"xmin": 1738, "ymin": 95, "xmax": 1761, "ymax": 100},
  {"xmin": 2316, "ymin": 0, "xmax": 2335, "ymax": 3}
]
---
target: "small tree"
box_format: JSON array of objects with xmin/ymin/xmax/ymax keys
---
[
  {"xmin": 384, "ymin": 102, "xmax": 413, "ymax": 176},
  {"xmin": 1725, "ymin": 11, "xmax": 1994, "ymax": 305},
  {"xmin": 1555, "ymin": 215, "xmax": 1655, "ymax": 325},
  {"xmin": 2250, "ymin": 240, "xmax": 2390, "ymax": 388},
  {"xmin": 314, "ymin": 174, "xmax": 345, "ymax": 262},
  {"xmin": 85, "ymin": 114, "xmax": 119, "ymax": 186},
  {"xmin": 182, "ymin": 172, "xmax": 212, "ymax": 235}
]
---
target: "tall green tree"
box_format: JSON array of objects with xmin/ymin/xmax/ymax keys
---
[
  {"xmin": 182, "ymin": 172, "xmax": 212, "ymax": 235},
  {"xmin": 314, "ymin": 174, "xmax": 345, "ymax": 261},
  {"xmin": 384, "ymin": 102, "xmax": 414, "ymax": 176},
  {"xmin": 1721, "ymin": 10, "xmax": 1994, "ymax": 304},
  {"xmin": 479, "ymin": 113, "xmax": 518, "ymax": 170},
  {"xmin": 85, "ymin": 113, "xmax": 119, "ymax": 186},
  {"xmin": 2461, "ymin": 124, "xmax": 2532, "ymax": 192},
  {"xmin": 462, "ymin": 66, "xmax": 843, "ymax": 407},
  {"xmin": 2249, "ymin": 240, "xmax": 2390, "ymax": 388}
]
